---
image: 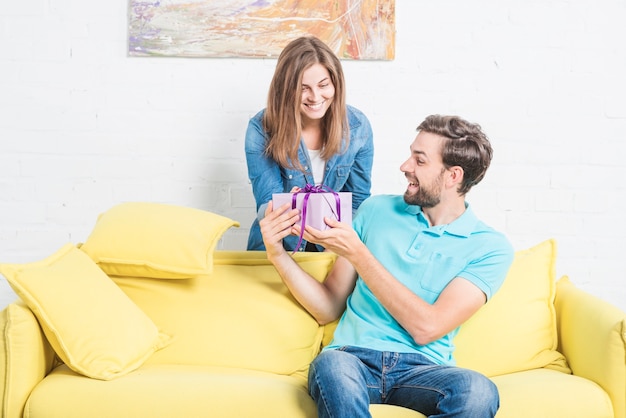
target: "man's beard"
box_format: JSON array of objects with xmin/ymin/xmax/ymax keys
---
[{"xmin": 403, "ymin": 172, "xmax": 443, "ymax": 208}]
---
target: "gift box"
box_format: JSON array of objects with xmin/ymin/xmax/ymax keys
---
[{"xmin": 272, "ymin": 187, "xmax": 352, "ymax": 231}]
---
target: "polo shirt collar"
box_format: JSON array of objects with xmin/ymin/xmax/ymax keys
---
[{"xmin": 405, "ymin": 202, "xmax": 478, "ymax": 238}]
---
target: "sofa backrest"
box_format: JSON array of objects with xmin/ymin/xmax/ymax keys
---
[
  {"xmin": 112, "ymin": 251, "xmax": 336, "ymax": 381},
  {"xmin": 454, "ymin": 239, "xmax": 569, "ymax": 377},
  {"xmin": 114, "ymin": 240, "xmax": 570, "ymax": 381}
]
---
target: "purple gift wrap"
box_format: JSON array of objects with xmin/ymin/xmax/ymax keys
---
[
  {"xmin": 272, "ymin": 188, "xmax": 352, "ymax": 231},
  {"xmin": 272, "ymin": 186, "xmax": 352, "ymax": 252}
]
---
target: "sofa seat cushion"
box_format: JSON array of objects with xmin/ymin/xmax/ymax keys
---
[
  {"xmin": 26, "ymin": 366, "xmax": 611, "ymax": 418},
  {"xmin": 26, "ymin": 364, "xmax": 316, "ymax": 418},
  {"xmin": 370, "ymin": 405, "xmax": 425, "ymax": 417},
  {"xmin": 27, "ymin": 364, "xmax": 426, "ymax": 418},
  {"xmin": 492, "ymin": 368, "xmax": 614, "ymax": 417}
]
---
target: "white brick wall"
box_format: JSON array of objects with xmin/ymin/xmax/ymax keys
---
[{"xmin": 1, "ymin": 0, "xmax": 625, "ymax": 312}]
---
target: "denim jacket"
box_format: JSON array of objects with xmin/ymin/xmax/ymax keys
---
[{"xmin": 245, "ymin": 105, "xmax": 374, "ymax": 251}]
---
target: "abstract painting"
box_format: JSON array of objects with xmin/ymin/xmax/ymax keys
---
[{"xmin": 128, "ymin": 0, "xmax": 395, "ymax": 60}]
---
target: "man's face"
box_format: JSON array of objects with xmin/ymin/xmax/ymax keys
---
[{"xmin": 400, "ymin": 132, "xmax": 447, "ymax": 208}]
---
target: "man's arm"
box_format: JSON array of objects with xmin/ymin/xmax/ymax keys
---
[
  {"xmin": 300, "ymin": 218, "xmax": 486, "ymax": 345},
  {"xmin": 260, "ymin": 202, "xmax": 358, "ymax": 324}
]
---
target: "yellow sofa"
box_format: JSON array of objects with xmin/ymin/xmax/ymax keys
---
[{"xmin": 0, "ymin": 202, "xmax": 624, "ymax": 418}]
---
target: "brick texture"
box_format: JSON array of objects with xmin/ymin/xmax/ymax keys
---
[{"xmin": 1, "ymin": 0, "xmax": 625, "ymax": 311}]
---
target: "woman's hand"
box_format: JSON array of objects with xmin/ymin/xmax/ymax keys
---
[{"xmin": 260, "ymin": 201, "xmax": 300, "ymax": 259}]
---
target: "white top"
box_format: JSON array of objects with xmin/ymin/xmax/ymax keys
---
[{"xmin": 307, "ymin": 148, "xmax": 326, "ymax": 186}]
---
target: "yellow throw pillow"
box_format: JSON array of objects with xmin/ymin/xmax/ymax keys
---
[
  {"xmin": 0, "ymin": 244, "xmax": 171, "ymax": 380},
  {"xmin": 80, "ymin": 202, "xmax": 239, "ymax": 278},
  {"xmin": 454, "ymin": 239, "xmax": 570, "ymax": 377}
]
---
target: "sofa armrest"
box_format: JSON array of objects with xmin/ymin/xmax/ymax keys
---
[
  {"xmin": 0, "ymin": 301, "xmax": 57, "ymax": 418},
  {"xmin": 555, "ymin": 276, "xmax": 626, "ymax": 418}
]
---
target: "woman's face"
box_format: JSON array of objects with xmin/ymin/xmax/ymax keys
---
[{"xmin": 299, "ymin": 63, "xmax": 335, "ymax": 124}]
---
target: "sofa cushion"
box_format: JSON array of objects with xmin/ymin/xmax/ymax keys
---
[
  {"xmin": 25, "ymin": 362, "xmax": 612, "ymax": 418},
  {"xmin": 29, "ymin": 364, "xmax": 427, "ymax": 418},
  {"xmin": 491, "ymin": 368, "xmax": 614, "ymax": 417},
  {"xmin": 80, "ymin": 202, "xmax": 239, "ymax": 279},
  {"xmin": 0, "ymin": 244, "xmax": 171, "ymax": 380},
  {"xmin": 112, "ymin": 251, "xmax": 337, "ymax": 380},
  {"xmin": 27, "ymin": 364, "xmax": 318, "ymax": 418},
  {"xmin": 454, "ymin": 239, "xmax": 570, "ymax": 376}
]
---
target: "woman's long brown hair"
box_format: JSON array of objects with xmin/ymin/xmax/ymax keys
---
[{"xmin": 263, "ymin": 36, "xmax": 348, "ymax": 170}]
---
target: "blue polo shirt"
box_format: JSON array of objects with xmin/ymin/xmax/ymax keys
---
[{"xmin": 324, "ymin": 194, "xmax": 514, "ymax": 365}]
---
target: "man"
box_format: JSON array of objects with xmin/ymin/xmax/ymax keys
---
[{"xmin": 260, "ymin": 114, "xmax": 514, "ymax": 417}]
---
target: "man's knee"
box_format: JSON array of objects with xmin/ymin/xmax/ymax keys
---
[{"xmin": 462, "ymin": 371, "xmax": 499, "ymax": 416}]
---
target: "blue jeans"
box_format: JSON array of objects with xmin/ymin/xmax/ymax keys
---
[{"xmin": 308, "ymin": 346, "xmax": 499, "ymax": 418}]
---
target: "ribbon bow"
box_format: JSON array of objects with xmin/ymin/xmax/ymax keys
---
[{"xmin": 291, "ymin": 184, "xmax": 342, "ymax": 253}]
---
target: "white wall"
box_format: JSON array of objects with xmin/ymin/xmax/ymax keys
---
[{"xmin": 1, "ymin": 0, "xmax": 625, "ymax": 312}]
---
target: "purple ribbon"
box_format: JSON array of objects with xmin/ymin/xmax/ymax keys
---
[{"xmin": 291, "ymin": 184, "xmax": 341, "ymax": 253}]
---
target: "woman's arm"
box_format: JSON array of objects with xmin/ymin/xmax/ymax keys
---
[
  {"xmin": 244, "ymin": 114, "xmax": 286, "ymax": 218},
  {"xmin": 343, "ymin": 110, "xmax": 374, "ymax": 211}
]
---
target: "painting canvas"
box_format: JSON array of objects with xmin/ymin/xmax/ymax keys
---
[{"xmin": 128, "ymin": 0, "xmax": 395, "ymax": 60}]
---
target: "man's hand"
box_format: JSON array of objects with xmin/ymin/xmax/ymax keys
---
[
  {"xmin": 293, "ymin": 217, "xmax": 365, "ymax": 259},
  {"xmin": 260, "ymin": 201, "xmax": 300, "ymax": 259}
]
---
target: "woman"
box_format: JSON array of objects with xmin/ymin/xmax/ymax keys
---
[{"xmin": 245, "ymin": 36, "xmax": 374, "ymax": 251}]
